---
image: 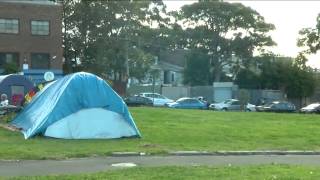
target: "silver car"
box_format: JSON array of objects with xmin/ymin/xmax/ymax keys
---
[
  {"xmin": 209, "ymin": 99, "xmax": 256, "ymax": 111},
  {"xmin": 139, "ymin": 92, "xmax": 174, "ymax": 106}
]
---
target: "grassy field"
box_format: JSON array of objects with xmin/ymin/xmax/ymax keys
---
[
  {"xmin": 7, "ymin": 165, "xmax": 320, "ymax": 179},
  {"xmin": 1, "ymin": 107, "xmax": 320, "ymax": 159}
]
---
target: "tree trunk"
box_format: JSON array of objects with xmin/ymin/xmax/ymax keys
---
[{"xmin": 214, "ymin": 67, "xmax": 221, "ymax": 82}]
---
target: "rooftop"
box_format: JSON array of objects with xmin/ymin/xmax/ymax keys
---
[{"xmin": 159, "ymin": 49, "xmax": 188, "ymax": 67}]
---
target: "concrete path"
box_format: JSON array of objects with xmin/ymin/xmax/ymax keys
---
[{"xmin": 2, "ymin": 155, "xmax": 320, "ymax": 177}]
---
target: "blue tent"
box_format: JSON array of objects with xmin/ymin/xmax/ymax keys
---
[
  {"xmin": 11, "ymin": 72, "xmax": 141, "ymax": 139},
  {"xmin": 0, "ymin": 74, "xmax": 34, "ymax": 105}
]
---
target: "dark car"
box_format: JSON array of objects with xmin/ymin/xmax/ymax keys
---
[
  {"xmin": 166, "ymin": 97, "xmax": 207, "ymax": 109},
  {"xmin": 124, "ymin": 95, "xmax": 153, "ymax": 107},
  {"xmin": 300, "ymin": 103, "xmax": 320, "ymax": 114},
  {"xmin": 256, "ymin": 101, "xmax": 296, "ymax": 113}
]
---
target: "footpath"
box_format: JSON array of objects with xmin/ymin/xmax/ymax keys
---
[{"xmin": 2, "ymin": 151, "xmax": 320, "ymax": 177}]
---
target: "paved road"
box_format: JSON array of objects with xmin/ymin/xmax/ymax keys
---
[{"xmin": 2, "ymin": 155, "xmax": 320, "ymax": 177}]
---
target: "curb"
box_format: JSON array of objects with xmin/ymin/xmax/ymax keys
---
[
  {"xmin": 111, "ymin": 152, "xmax": 148, "ymax": 157},
  {"xmin": 111, "ymin": 151, "xmax": 320, "ymax": 157},
  {"xmin": 169, "ymin": 151, "xmax": 320, "ymax": 156}
]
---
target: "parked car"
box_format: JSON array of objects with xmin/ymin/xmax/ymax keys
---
[
  {"xmin": 209, "ymin": 99, "xmax": 256, "ymax": 111},
  {"xmin": 139, "ymin": 92, "xmax": 174, "ymax": 106},
  {"xmin": 196, "ymin": 96, "xmax": 209, "ymax": 108},
  {"xmin": 256, "ymin": 101, "xmax": 296, "ymax": 112},
  {"xmin": 300, "ymin": 103, "xmax": 320, "ymax": 114},
  {"xmin": 166, "ymin": 97, "xmax": 207, "ymax": 109},
  {"xmin": 124, "ymin": 95, "xmax": 153, "ymax": 107}
]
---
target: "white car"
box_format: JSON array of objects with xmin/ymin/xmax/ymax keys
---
[
  {"xmin": 209, "ymin": 99, "xmax": 256, "ymax": 111},
  {"xmin": 139, "ymin": 93, "xmax": 174, "ymax": 106}
]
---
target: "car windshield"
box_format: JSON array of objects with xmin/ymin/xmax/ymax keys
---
[
  {"xmin": 222, "ymin": 100, "xmax": 233, "ymax": 104},
  {"xmin": 176, "ymin": 98, "xmax": 188, "ymax": 103},
  {"xmin": 264, "ymin": 102, "xmax": 275, "ymax": 107}
]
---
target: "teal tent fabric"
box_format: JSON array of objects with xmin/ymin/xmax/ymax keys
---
[{"xmin": 11, "ymin": 72, "xmax": 141, "ymax": 139}]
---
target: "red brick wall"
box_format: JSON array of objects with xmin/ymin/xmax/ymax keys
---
[{"xmin": 0, "ymin": 2, "xmax": 63, "ymax": 70}]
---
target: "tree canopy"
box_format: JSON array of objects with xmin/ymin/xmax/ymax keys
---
[
  {"xmin": 61, "ymin": 1, "xmax": 316, "ymax": 99},
  {"xmin": 176, "ymin": 1, "xmax": 275, "ymax": 82},
  {"xmin": 235, "ymin": 54, "xmax": 315, "ymax": 99},
  {"xmin": 297, "ymin": 13, "xmax": 320, "ymax": 55},
  {"xmin": 183, "ymin": 50, "xmax": 210, "ymax": 86},
  {"xmin": 63, "ymin": 0, "xmax": 169, "ymax": 83}
]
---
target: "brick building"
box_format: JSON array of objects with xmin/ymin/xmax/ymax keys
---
[{"xmin": 0, "ymin": 0, "xmax": 63, "ymax": 83}]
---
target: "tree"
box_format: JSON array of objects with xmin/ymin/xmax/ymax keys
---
[
  {"xmin": 176, "ymin": 1, "xmax": 275, "ymax": 82},
  {"xmin": 183, "ymin": 50, "xmax": 210, "ymax": 86},
  {"xmin": 235, "ymin": 68, "xmax": 260, "ymax": 89},
  {"xmin": 288, "ymin": 54, "xmax": 316, "ymax": 100},
  {"xmin": 286, "ymin": 65, "xmax": 315, "ymax": 99},
  {"xmin": 3, "ymin": 62, "xmax": 19, "ymax": 74},
  {"xmin": 297, "ymin": 13, "xmax": 320, "ymax": 55},
  {"xmin": 128, "ymin": 48, "xmax": 154, "ymax": 82},
  {"xmin": 62, "ymin": 0, "xmax": 169, "ymax": 82},
  {"xmin": 234, "ymin": 53, "xmax": 315, "ymax": 101},
  {"xmin": 238, "ymin": 89, "xmax": 250, "ymax": 111},
  {"xmin": 61, "ymin": 0, "xmax": 78, "ymax": 74},
  {"xmin": 258, "ymin": 55, "xmax": 292, "ymax": 90}
]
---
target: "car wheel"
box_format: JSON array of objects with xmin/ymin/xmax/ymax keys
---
[
  {"xmin": 246, "ymin": 109, "xmax": 251, "ymax": 112},
  {"xmin": 222, "ymin": 108, "xmax": 227, "ymax": 111}
]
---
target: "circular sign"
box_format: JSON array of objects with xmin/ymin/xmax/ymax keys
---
[{"xmin": 44, "ymin": 71, "xmax": 55, "ymax": 82}]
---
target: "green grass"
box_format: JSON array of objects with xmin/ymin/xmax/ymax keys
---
[
  {"xmin": 1, "ymin": 107, "xmax": 320, "ymax": 159},
  {"xmin": 7, "ymin": 165, "xmax": 320, "ymax": 179}
]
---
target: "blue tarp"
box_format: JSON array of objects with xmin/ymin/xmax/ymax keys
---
[{"xmin": 11, "ymin": 72, "xmax": 141, "ymax": 139}]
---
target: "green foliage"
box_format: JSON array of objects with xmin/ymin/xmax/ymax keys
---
[
  {"xmin": 235, "ymin": 54, "xmax": 316, "ymax": 99},
  {"xmin": 128, "ymin": 48, "xmax": 154, "ymax": 82},
  {"xmin": 297, "ymin": 13, "xmax": 320, "ymax": 54},
  {"xmin": 183, "ymin": 50, "xmax": 210, "ymax": 86},
  {"xmin": 295, "ymin": 52, "xmax": 308, "ymax": 70},
  {"xmin": 3, "ymin": 62, "xmax": 19, "ymax": 74},
  {"xmin": 235, "ymin": 69, "xmax": 260, "ymax": 89},
  {"xmin": 2, "ymin": 108, "xmax": 320, "ymax": 160},
  {"xmin": 258, "ymin": 56, "xmax": 293, "ymax": 90},
  {"xmin": 286, "ymin": 65, "xmax": 315, "ymax": 98},
  {"xmin": 62, "ymin": 1, "xmax": 169, "ymax": 82},
  {"xmin": 62, "ymin": 1, "xmax": 279, "ymax": 88},
  {"xmin": 176, "ymin": 1, "xmax": 275, "ymax": 82}
]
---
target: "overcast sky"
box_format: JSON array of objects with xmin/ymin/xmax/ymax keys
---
[{"xmin": 164, "ymin": 0, "xmax": 320, "ymax": 68}]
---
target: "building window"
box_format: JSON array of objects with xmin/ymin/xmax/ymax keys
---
[
  {"xmin": 31, "ymin": 53, "xmax": 50, "ymax": 69},
  {"xmin": 31, "ymin": 20, "xmax": 49, "ymax": 35},
  {"xmin": 0, "ymin": 19, "xmax": 19, "ymax": 34},
  {"xmin": 0, "ymin": 53, "xmax": 19, "ymax": 68}
]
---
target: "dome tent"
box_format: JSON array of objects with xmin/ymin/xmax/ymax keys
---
[
  {"xmin": 0, "ymin": 74, "xmax": 34, "ymax": 105},
  {"xmin": 11, "ymin": 72, "xmax": 141, "ymax": 139}
]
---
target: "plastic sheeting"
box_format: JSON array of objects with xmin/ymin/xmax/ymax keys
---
[{"xmin": 11, "ymin": 72, "xmax": 141, "ymax": 139}]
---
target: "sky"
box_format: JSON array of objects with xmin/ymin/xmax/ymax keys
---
[{"xmin": 164, "ymin": 0, "xmax": 320, "ymax": 68}]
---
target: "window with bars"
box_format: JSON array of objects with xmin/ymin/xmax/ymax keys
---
[
  {"xmin": 0, "ymin": 19, "xmax": 19, "ymax": 34},
  {"xmin": 31, "ymin": 20, "xmax": 49, "ymax": 35}
]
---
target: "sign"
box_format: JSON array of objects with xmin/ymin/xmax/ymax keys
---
[
  {"xmin": 44, "ymin": 71, "xmax": 55, "ymax": 82},
  {"xmin": 23, "ymin": 64, "xmax": 29, "ymax": 70}
]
